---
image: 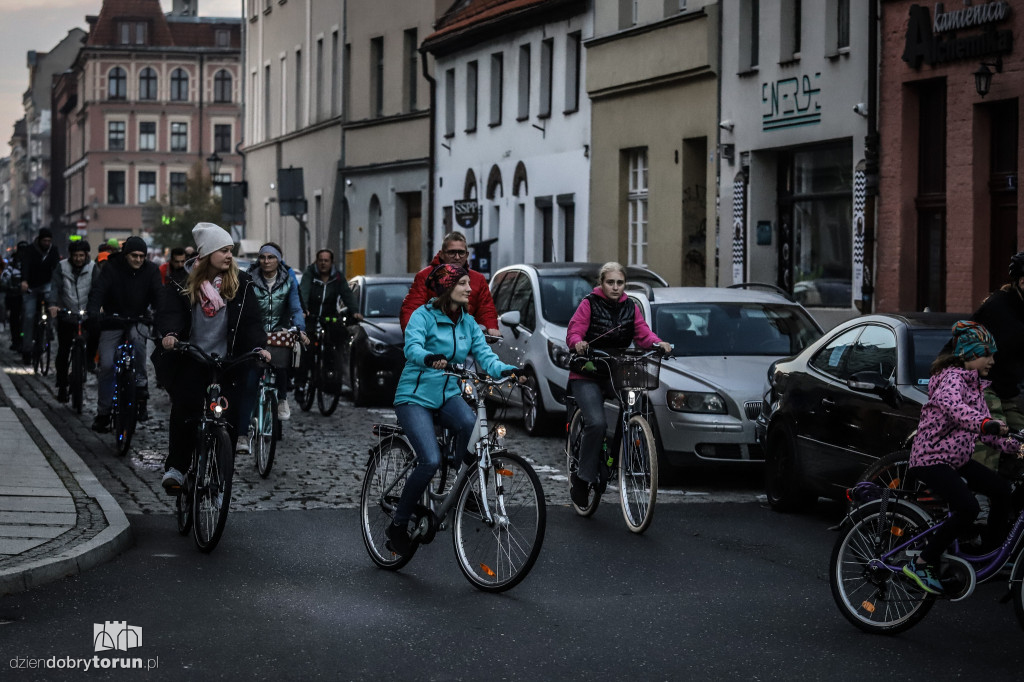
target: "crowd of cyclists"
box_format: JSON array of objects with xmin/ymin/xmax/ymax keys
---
[{"xmin": 6, "ymin": 221, "xmax": 1024, "ymax": 594}]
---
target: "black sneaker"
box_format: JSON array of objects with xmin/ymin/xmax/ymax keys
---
[
  {"xmin": 56, "ymin": 387, "xmax": 69, "ymax": 403},
  {"xmin": 91, "ymin": 414, "xmax": 111, "ymax": 433},
  {"xmin": 570, "ymin": 473, "xmax": 590, "ymax": 508},
  {"xmin": 137, "ymin": 400, "xmax": 149, "ymax": 422},
  {"xmin": 385, "ymin": 521, "xmax": 412, "ymax": 556}
]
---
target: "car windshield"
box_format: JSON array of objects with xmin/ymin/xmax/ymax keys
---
[
  {"xmin": 362, "ymin": 283, "xmax": 409, "ymax": 318},
  {"xmin": 652, "ymin": 302, "xmax": 821, "ymax": 357},
  {"xmin": 538, "ymin": 272, "xmax": 665, "ymax": 327},
  {"xmin": 909, "ymin": 329, "xmax": 953, "ymax": 391}
]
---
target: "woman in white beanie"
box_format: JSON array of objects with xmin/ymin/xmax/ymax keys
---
[{"xmin": 154, "ymin": 222, "xmax": 270, "ymax": 494}]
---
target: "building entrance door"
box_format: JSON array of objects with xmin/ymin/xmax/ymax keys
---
[{"xmin": 988, "ymin": 100, "xmax": 1018, "ymax": 293}]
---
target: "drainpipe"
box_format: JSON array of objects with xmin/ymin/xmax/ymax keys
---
[
  {"xmin": 238, "ymin": 0, "xmax": 247, "ymax": 237},
  {"xmin": 861, "ymin": 0, "xmax": 879, "ymax": 313},
  {"xmin": 420, "ymin": 44, "xmax": 436, "ymax": 258}
]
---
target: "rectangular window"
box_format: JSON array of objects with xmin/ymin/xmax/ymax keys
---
[
  {"xmin": 264, "ymin": 64, "xmax": 272, "ymax": 137},
  {"xmin": 837, "ymin": 0, "xmax": 850, "ymax": 49},
  {"xmin": 170, "ymin": 172, "xmax": 187, "ymax": 205},
  {"xmin": 489, "ymin": 52, "xmax": 503, "ymax": 126},
  {"xmin": 740, "ymin": 0, "xmax": 760, "ymax": 69},
  {"xmin": 404, "ymin": 28, "xmax": 418, "ymax": 112},
  {"xmin": 216, "ymin": 29, "xmax": 230, "ymax": 48},
  {"xmin": 136, "ymin": 22, "xmax": 146, "ymax": 45},
  {"xmin": 517, "ymin": 44, "xmax": 530, "ymax": 121},
  {"xmin": 107, "ymin": 170, "xmax": 125, "ymax": 205},
  {"xmin": 170, "ymin": 122, "xmax": 188, "ymax": 152},
  {"xmin": 627, "ymin": 149, "xmax": 649, "ymax": 266},
  {"xmin": 214, "ymin": 124, "xmax": 231, "ymax": 153},
  {"xmin": 332, "ymin": 31, "xmax": 340, "ymax": 117},
  {"xmin": 664, "ymin": 0, "xmax": 687, "ymax": 14},
  {"xmin": 465, "ymin": 61, "xmax": 478, "ymax": 133},
  {"xmin": 444, "ymin": 68, "xmax": 455, "ymax": 137},
  {"xmin": 108, "ymin": 121, "xmax": 125, "ymax": 151},
  {"xmin": 343, "ymin": 43, "xmax": 351, "ymax": 120},
  {"xmin": 539, "ymin": 38, "xmax": 553, "ymax": 118},
  {"xmin": 564, "ymin": 33, "xmax": 581, "ymax": 114},
  {"xmin": 781, "ymin": 0, "xmax": 801, "ymax": 59},
  {"xmin": 316, "ymin": 38, "xmax": 324, "ymax": 122},
  {"xmin": 119, "ymin": 23, "xmax": 130, "ymax": 45},
  {"xmin": 370, "ymin": 37, "xmax": 384, "ymax": 117},
  {"xmin": 618, "ymin": 0, "xmax": 638, "ymax": 29},
  {"xmin": 139, "ymin": 121, "xmax": 156, "ymax": 151},
  {"xmin": 295, "ymin": 49, "xmax": 303, "ymax": 127},
  {"xmin": 138, "ymin": 171, "xmax": 156, "ymax": 204},
  {"xmin": 916, "ymin": 82, "xmax": 946, "ymax": 311}
]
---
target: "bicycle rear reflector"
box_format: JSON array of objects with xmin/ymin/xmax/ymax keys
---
[
  {"xmin": 497, "ymin": 468, "xmax": 512, "ymax": 477},
  {"xmin": 890, "ymin": 526, "xmax": 905, "ymax": 537},
  {"xmin": 480, "ymin": 564, "xmax": 496, "ymax": 577},
  {"xmin": 861, "ymin": 601, "xmax": 876, "ymax": 614}
]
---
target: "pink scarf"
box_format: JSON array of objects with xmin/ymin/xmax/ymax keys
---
[{"xmin": 199, "ymin": 277, "xmax": 226, "ymax": 317}]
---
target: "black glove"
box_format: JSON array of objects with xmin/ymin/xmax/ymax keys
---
[
  {"xmin": 424, "ymin": 353, "xmax": 445, "ymax": 366},
  {"xmin": 500, "ymin": 368, "xmax": 522, "ymax": 379},
  {"xmin": 981, "ymin": 419, "xmax": 1003, "ymax": 436}
]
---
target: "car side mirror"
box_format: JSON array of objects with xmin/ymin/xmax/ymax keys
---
[{"xmin": 500, "ymin": 310, "xmax": 521, "ymax": 338}]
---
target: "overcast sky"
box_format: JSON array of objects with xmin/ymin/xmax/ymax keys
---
[{"xmin": 1, "ymin": 0, "xmax": 241, "ymax": 159}]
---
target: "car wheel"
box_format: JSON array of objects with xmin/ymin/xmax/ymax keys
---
[
  {"xmin": 351, "ymin": 360, "xmax": 370, "ymax": 407},
  {"xmin": 522, "ymin": 369, "xmax": 552, "ymax": 437},
  {"xmin": 764, "ymin": 423, "xmax": 815, "ymax": 513}
]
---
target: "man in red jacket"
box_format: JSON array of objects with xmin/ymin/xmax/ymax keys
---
[{"xmin": 400, "ymin": 231, "xmax": 500, "ymax": 339}]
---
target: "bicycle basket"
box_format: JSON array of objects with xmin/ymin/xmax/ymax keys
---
[{"xmin": 611, "ymin": 354, "xmax": 661, "ymax": 391}]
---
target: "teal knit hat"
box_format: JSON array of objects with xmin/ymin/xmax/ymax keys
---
[{"xmin": 952, "ymin": 320, "xmax": 997, "ymax": 360}]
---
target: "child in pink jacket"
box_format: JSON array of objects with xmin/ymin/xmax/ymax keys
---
[{"xmin": 903, "ymin": 321, "xmax": 1018, "ymax": 595}]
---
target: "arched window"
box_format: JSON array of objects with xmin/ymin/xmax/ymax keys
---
[
  {"xmin": 463, "ymin": 169, "xmax": 478, "ymax": 200},
  {"xmin": 108, "ymin": 67, "xmax": 126, "ymax": 100},
  {"xmin": 170, "ymin": 68, "xmax": 189, "ymax": 101},
  {"xmin": 486, "ymin": 165, "xmax": 503, "ymax": 200},
  {"xmin": 213, "ymin": 69, "xmax": 232, "ymax": 103},
  {"xmin": 138, "ymin": 67, "xmax": 157, "ymax": 100},
  {"xmin": 512, "ymin": 161, "xmax": 528, "ymax": 197}
]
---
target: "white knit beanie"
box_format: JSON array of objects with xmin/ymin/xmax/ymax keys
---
[{"xmin": 192, "ymin": 222, "xmax": 234, "ymax": 259}]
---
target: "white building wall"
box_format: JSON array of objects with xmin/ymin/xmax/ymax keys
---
[{"xmin": 433, "ymin": 7, "xmax": 592, "ymax": 273}]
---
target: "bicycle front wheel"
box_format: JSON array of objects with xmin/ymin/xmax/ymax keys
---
[
  {"xmin": 70, "ymin": 342, "xmax": 84, "ymax": 414},
  {"xmin": 618, "ymin": 415, "xmax": 658, "ymax": 534},
  {"xmin": 296, "ymin": 349, "xmax": 316, "ymax": 412},
  {"xmin": 113, "ymin": 378, "xmax": 136, "ymax": 457},
  {"xmin": 254, "ymin": 392, "xmax": 278, "ymax": 478},
  {"xmin": 193, "ymin": 426, "xmax": 234, "ymax": 553},
  {"xmin": 360, "ymin": 436, "xmax": 416, "ymax": 569},
  {"xmin": 829, "ymin": 503, "xmax": 935, "ymax": 634},
  {"xmin": 39, "ymin": 333, "xmax": 51, "ymax": 376},
  {"xmin": 565, "ymin": 408, "xmax": 599, "ymax": 517},
  {"xmin": 453, "ymin": 450, "xmax": 546, "ymax": 593}
]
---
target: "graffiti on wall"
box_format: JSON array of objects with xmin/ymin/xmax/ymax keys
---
[{"xmin": 762, "ymin": 74, "xmax": 822, "ymax": 131}]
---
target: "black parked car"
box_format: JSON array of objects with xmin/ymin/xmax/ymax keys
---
[
  {"xmin": 340, "ymin": 275, "xmax": 412, "ymax": 406},
  {"xmin": 761, "ymin": 312, "xmax": 963, "ymax": 511}
]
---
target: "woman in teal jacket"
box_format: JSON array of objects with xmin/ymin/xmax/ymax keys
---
[{"xmin": 386, "ymin": 263, "xmax": 518, "ymax": 555}]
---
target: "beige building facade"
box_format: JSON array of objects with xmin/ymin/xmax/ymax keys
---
[{"xmin": 586, "ymin": 1, "xmax": 720, "ymax": 286}]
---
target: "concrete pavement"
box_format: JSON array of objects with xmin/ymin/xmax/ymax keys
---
[{"xmin": 0, "ymin": 365, "xmax": 131, "ymax": 595}]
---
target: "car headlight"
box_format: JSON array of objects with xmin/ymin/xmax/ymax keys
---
[
  {"xmin": 666, "ymin": 390, "xmax": 727, "ymax": 414},
  {"xmin": 368, "ymin": 337, "xmax": 389, "ymax": 354},
  {"xmin": 547, "ymin": 339, "xmax": 571, "ymax": 370}
]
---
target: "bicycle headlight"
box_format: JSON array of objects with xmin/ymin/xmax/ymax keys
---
[
  {"xmin": 547, "ymin": 340, "xmax": 571, "ymax": 370},
  {"xmin": 496, "ymin": 424, "xmax": 507, "ymax": 438},
  {"xmin": 666, "ymin": 390, "xmax": 727, "ymax": 414},
  {"xmin": 627, "ymin": 390, "xmax": 638, "ymax": 407}
]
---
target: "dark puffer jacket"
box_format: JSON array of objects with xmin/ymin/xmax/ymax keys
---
[
  {"xmin": 972, "ymin": 286, "xmax": 1024, "ymax": 399},
  {"xmin": 86, "ymin": 252, "xmax": 162, "ymax": 329}
]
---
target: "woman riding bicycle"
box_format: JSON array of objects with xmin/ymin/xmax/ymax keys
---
[
  {"xmin": 565, "ymin": 262, "xmax": 671, "ymax": 509},
  {"xmin": 903, "ymin": 321, "xmax": 1018, "ymax": 595},
  {"xmin": 385, "ymin": 263, "xmax": 520, "ymax": 556},
  {"xmin": 155, "ymin": 222, "xmax": 270, "ymax": 494},
  {"xmin": 246, "ymin": 243, "xmax": 308, "ymax": 421}
]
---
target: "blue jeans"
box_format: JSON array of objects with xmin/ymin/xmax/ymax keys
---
[
  {"xmin": 570, "ymin": 378, "xmax": 608, "ymax": 484},
  {"xmin": 392, "ymin": 398, "xmax": 476, "ymax": 527}
]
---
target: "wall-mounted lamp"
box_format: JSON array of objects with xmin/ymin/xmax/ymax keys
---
[
  {"xmin": 345, "ymin": 179, "xmax": 353, "ymax": 187},
  {"xmin": 719, "ymin": 119, "xmax": 734, "ymax": 132},
  {"xmin": 206, "ymin": 152, "xmax": 223, "ymax": 178},
  {"xmin": 974, "ymin": 56, "xmax": 1003, "ymax": 98},
  {"xmin": 853, "ymin": 102, "xmax": 868, "ymax": 117}
]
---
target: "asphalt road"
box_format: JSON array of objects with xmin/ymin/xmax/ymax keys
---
[{"xmin": 3, "ymin": 502, "xmax": 1024, "ymax": 681}]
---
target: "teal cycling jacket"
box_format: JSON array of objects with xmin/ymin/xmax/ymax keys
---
[{"xmin": 394, "ymin": 303, "xmax": 515, "ymax": 409}]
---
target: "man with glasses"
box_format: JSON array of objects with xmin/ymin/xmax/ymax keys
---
[
  {"xmin": 87, "ymin": 236, "xmax": 161, "ymax": 431},
  {"xmin": 400, "ymin": 231, "xmax": 500, "ymax": 340}
]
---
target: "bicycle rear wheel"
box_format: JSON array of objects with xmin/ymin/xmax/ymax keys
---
[
  {"xmin": 296, "ymin": 352, "xmax": 316, "ymax": 412},
  {"xmin": 360, "ymin": 436, "xmax": 416, "ymax": 569},
  {"xmin": 618, "ymin": 415, "xmax": 658, "ymax": 534},
  {"xmin": 113, "ymin": 375, "xmax": 136, "ymax": 457},
  {"xmin": 70, "ymin": 342, "xmax": 84, "ymax": 414},
  {"xmin": 565, "ymin": 408, "xmax": 599, "ymax": 517},
  {"xmin": 317, "ymin": 353, "xmax": 340, "ymax": 416},
  {"xmin": 829, "ymin": 502, "xmax": 935, "ymax": 634},
  {"xmin": 254, "ymin": 391, "xmax": 278, "ymax": 478},
  {"xmin": 453, "ymin": 450, "xmax": 546, "ymax": 593},
  {"xmin": 39, "ymin": 331, "xmax": 51, "ymax": 375},
  {"xmin": 193, "ymin": 426, "xmax": 234, "ymax": 552}
]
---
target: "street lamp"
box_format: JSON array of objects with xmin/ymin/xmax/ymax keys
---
[
  {"xmin": 974, "ymin": 56, "xmax": 1003, "ymax": 98},
  {"xmin": 206, "ymin": 152, "xmax": 223, "ymax": 179}
]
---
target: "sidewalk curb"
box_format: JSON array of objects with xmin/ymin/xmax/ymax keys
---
[{"xmin": 0, "ymin": 370, "xmax": 133, "ymax": 595}]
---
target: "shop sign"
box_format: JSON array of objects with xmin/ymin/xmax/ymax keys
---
[
  {"xmin": 454, "ymin": 199, "xmax": 479, "ymax": 229},
  {"xmin": 903, "ymin": 2, "xmax": 1013, "ymax": 69},
  {"xmin": 761, "ymin": 73, "xmax": 821, "ymax": 132}
]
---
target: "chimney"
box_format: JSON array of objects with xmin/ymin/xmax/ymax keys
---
[{"xmin": 172, "ymin": 0, "xmax": 196, "ymax": 16}]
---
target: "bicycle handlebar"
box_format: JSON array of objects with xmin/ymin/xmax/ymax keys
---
[
  {"xmin": 172, "ymin": 341, "xmax": 267, "ymax": 371},
  {"xmin": 442, "ymin": 362, "xmax": 523, "ymax": 387}
]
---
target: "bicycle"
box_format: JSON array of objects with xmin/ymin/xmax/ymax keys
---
[
  {"xmin": 295, "ymin": 314, "xmax": 343, "ymax": 416},
  {"xmin": 107, "ymin": 314, "xmax": 151, "ymax": 457},
  {"xmin": 59, "ymin": 309, "xmax": 89, "ymax": 414},
  {"xmin": 830, "ymin": 438, "xmax": 1024, "ymax": 634},
  {"xmin": 251, "ymin": 328, "xmax": 298, "ymax": 478},
  {"xmin": 360, "ymin": 363, "xmax": 546, "ymax": 592},
  {"xmin": 31, "ymin": 299, "xmax": 53, "ymax": 376},
  {"xmin": 172, "ymin": 342, "xmax": 264, "ymax": 552},
  {"xmin": 564, "ymin": 347, "xmax": 665, "ymax": 534}
]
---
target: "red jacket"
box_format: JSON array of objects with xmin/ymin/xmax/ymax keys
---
[{"xmin": 399, "ymin": 252, "xmax": 499, "ymax": 332}]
